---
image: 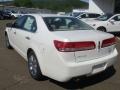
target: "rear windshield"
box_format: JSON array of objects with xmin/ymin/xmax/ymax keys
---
[{"xmin": 43, "ymin": 17, "xmax": 94, "ymax": 31}]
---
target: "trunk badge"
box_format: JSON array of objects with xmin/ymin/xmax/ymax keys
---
[{"xmin": 98, "ymin": 41, "xmax": 101, "ymax": 50}]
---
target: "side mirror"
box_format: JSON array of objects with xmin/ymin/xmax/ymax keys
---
[
  {"xmin": 6, "ymin": 23, "xmax": 13, "ymax": 27},
  {"xmin": 109, "ymin": 19, "xmax": 115, "ymax": 23}
]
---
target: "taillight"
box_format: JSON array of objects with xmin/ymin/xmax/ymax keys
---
[
  {"xmin": 101, "ymin": 37, "xmax": 116, "ymax": 48},
  {"xmin": 54, "ymin": 40, "xmax": 96, "ymax": 52}
]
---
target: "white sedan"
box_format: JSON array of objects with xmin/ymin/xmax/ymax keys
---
[
  {"xmin": 5, "ymin": 14, "xmax": 118, "ymax": 82},
  {"xmin": 76, "ymin": 12, "xmax": 101, "ymax": 21},
  {"xmin": 85, "ymin": 14, "xmax": 120, "ymax": 32}
]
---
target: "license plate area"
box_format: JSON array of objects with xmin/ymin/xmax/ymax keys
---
[{"xmin": 92, "ymin": 62, "xmax": 106, "ymax": 74}]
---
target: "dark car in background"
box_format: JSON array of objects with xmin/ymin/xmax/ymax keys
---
[
  {"xmin": 4, "ymin": 10, "xmax": 21, "ymax": 19},
  {"xmin": 0, "ymin": 10, "xmax": 12, "ymax": 20}
]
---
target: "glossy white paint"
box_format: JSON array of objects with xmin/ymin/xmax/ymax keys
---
[
  {"xmin": 85, "ymin": 14, "xmax": 120, "ymax": 32},
  {"xmin": 5, "ymin": 14, "xmax": 118, "ymax": 82},
  {"xmin": 76, "ymin": 13, "xmax": 101, "ymax": 21}
]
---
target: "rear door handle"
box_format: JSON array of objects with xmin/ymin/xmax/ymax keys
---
[{"xmin": 25, "ymin": 36, "xmax": 30, "ymax": 40}]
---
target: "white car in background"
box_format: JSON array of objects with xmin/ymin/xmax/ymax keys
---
[
  {"xmin": 85, "ymin": 14, "xmax": 120, "ymax": 33},
  {"xmin": 76, "ymin": 12, "xmax": 101, "ymax": 21},
  {"xmin": 5, "ymin": 14, "xmax": 118, "ymax": 82}
]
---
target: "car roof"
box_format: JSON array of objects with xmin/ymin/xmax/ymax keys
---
[
  {"xmin": 39, "ymin": 14, "xmax": 72, "ymax": 18},
  {"xmin": 83, "ymin": 12, "xmax": 100, "ymax": 14},
  {"xmin": 23, "ymin": 14, "xmax": 73, "ymax": 18}
]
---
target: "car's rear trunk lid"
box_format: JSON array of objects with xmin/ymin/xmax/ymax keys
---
[{"xmin": 52, "ymin": 30, "xmax": 115, "ymax": 62}]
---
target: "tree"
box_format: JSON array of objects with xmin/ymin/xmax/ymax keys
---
[
  {"xmin": 14, "ymin": 0, "xmax": 88, "ymax": 11},
  {"xmin": 14, "ymin": 0, "xmax": 33, "ymax": 7}
]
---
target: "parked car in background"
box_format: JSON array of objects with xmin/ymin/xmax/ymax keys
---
[
  {"xmin": 76, "ymin": 12, "xmax": 101, "ymax": 21},
  {"xmin": 85, "ymin": 14, "xmax": 120, "ymax": 33},
  {"xmin": 0, "ymin": 10, "xmax": 12, "ymax": 20},
  {"xmin": 57, "ymin": 12, "xmax": 65, "ymax": 15},
  {"xmin": 4, "ymin": 10, "xmax": 22, "ymax": 19},
  {"xmin": 71, "ymin": 12, "xmax": 83, "ymax": 17},
  {"xmin": 65, "ymin": 12, "xmax": 72, "ymax": 16},
  {"xmin": 5, "ymin": 14, "xmax": 118, "ymax": 82}
]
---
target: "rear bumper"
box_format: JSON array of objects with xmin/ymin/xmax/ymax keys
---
[{"xmin": 54, "ymin": 49, "xmax": 118, "ymax": 82}]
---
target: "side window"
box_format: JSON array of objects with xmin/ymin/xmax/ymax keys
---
[
  {"xmin": 81, "ymin": 14, "xmax": 86, "ymax": 18},
  {"xmin": 89, "ymin": 14, "xmax": 95, "ymax": 18},
  {"xmin": 86, "ymin": 14, "xmax": 89, "ymax": 18},
  {"xmin": 23, "ymin": 16, "xmax": 37, "ymax": 32},
  {"xmin": 112, "ymin": 16, "xmax": 120, "ymax": 21},
  {"xmin": 117, "ymin": 15, "xmax": 120, "ymax": 21},
  {"xmin": 88, "ymin": 14, "xmax": 100, "ymax": 18},
  {"xmin": 113, "ymin": 16, "xmax": 118, "ymax": 21},
  {"xmin": 95, "ymin": 14, "xmax": 100, "ymax": 17},
  {"xmin": 13, "ymin": 16, "xmax": 26, "ymax": 28}
]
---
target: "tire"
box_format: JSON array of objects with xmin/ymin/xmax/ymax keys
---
[
  {"xmin": 97, "ymin": 27, "xmax": 106, "ymax": 32},
  {"xmin": 5, "ymin": 34, "xmax": 13, "ymax": 49},
  {"xmin": 28, "ymin": 51, "xmax": 45, "ymax": 81}
]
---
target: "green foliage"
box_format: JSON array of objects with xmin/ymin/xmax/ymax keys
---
[
  {"xmin": 14, "ymin": 0, "xmax": 33, "ymax": 8},
  {"xmin": 14, "ymin": 0, "xmax": 88, "ymax": 11}
]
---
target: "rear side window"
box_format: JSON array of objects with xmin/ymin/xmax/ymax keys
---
[{"xmin": 23, "ymin": 16, "xmax": 37, "ymax": 32}]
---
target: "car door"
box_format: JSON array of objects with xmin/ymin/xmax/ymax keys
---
[
  {"xmin": 8, "ymin": 16, "xmax": 26, "ymax": 48},
  {"xmin": 107, "ymin": 15, "xmax": 120, "ymax": 32},
  {"xmin": 15, "ymin": 15, "xmax": 37, "ymax": 57}
]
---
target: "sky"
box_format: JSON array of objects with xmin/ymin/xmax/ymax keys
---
[{"xmin": 81, "ymin": 0, "xmax": 89, "ymax": 3}]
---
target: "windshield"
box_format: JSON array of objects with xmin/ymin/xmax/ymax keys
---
[
  {"xmin": 96, "ymin": 14, "xmax": 113, "ymax": 21},
  {"xmin": 43, "ymin": 17, "xmax": 94, "ymax": 31}
]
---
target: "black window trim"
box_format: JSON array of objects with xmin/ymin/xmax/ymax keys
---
[
  {"xmin": 13, "ymin": 15, "xmax": 37, "ymax": 33},
  {"xmin": 13, "ymin": 16, "xmax": 27, "ymax": 29}
]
